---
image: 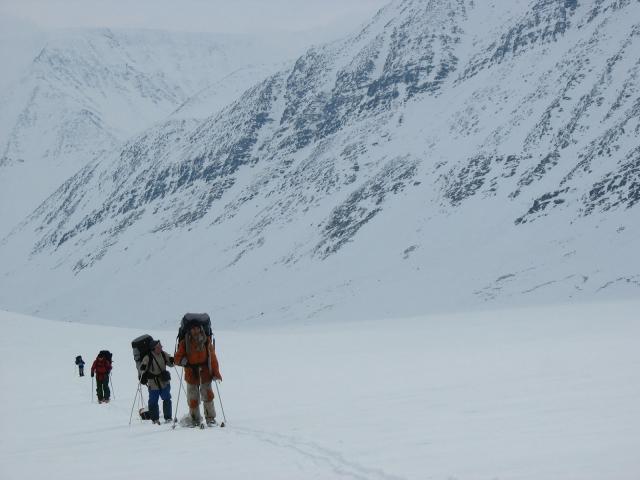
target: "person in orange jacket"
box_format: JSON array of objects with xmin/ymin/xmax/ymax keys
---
[{"xmin": 174, "ymin": 323, "xmax": 222, "ymax": 426}]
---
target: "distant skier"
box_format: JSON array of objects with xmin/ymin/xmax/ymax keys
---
[
  {"xmin": 174, "ymin": 321, "xmax": 222, "ymax": 426},
  {"xmin": 91, "ymin": 351, "xmax": 112, "ymax": 403},
  {"xmin": 75, "ymin": 355, "xmax": 85, "ymax": 377},
  {"xmin": 139, "ymin": 340, "xmax": 174, "ymax": 424}
]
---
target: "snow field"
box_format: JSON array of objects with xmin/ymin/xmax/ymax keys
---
[{"xmin": 1, "ymin": 301, "xmax": 639, "ymax": 479}]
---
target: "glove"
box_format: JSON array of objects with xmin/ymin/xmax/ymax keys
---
[
  {"xmin": 91, "ymin": 372, "xmax": 94, "ymax": 378},
  {"xmin": 169, "ymin": 356, "xmax": 175, "ymax": 364},
  {"xmin": 140, "ymin": 372, "xmax": 148, "ymax": 385},
  {"xmin": 179, "ymin": 357, "xmax": 187, "ymax": 366}
]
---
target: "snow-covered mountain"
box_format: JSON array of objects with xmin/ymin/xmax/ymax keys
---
[
  {"xmin": 1, "ymin": 0, "xmax": 638, "ymax": 327},
  {"xmin": 0, "ymin": 27, "xmax": 306, "ymax": 235}
]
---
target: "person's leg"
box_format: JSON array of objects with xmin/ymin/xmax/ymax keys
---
[
  {"xmin": 186, "ymin": 383, "xmax": 202, "ymax": 425},
  {"xmin": 96, "ymin": 378, "xmax": 104, "ymax": 401},
  {"xmin": 148, "ymin": 388, "xmax": 161, "ymax": 421},
  {"xmin": 103, "ymin": 377, "xmax": 111, "ymax": 401},
  {"xmin": 160, "ymin": 384, "xmax": 172, "ymax": 421},
  {"xmin": 200, "ymin": 382, "xmax": 216, "ymax": 423}
]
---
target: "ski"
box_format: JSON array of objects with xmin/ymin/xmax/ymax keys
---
[{"xmin": 170, "ymin": 420, "xmax": 224, "ymax": 429}]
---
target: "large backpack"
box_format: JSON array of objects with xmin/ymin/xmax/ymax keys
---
[
  {"xmin": 177, "ymin": 313, "xmax": 212, "ymax": 341},
  {"xmin": 131, "ymin": 334, "xmax": 154, "ymax": 375},
  {"xmin": 99, "ymin": 350, "xmax": 113, "ymax": 362}
]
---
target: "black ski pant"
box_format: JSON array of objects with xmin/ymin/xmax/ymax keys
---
[{"xmin": 96, "ymin": 377, "xmax": 110, "ymax": 401}]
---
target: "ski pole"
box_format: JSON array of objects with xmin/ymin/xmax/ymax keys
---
[
  {"xmin": 128, "ymin": 380, "xmax": 143, "ymax": 426},
  {"xmin": 138, "ymin": 383, "xmax": 145, "ymax": 410},
  {"xmin": 171, "ymin": 368, "xmax": 184, "ymax": 429},
  {"xmin": 173, "ymin": 366, "xmax": 187, "ymax": 399},
  {"xmin": 214, "ymin": 380, "xmax": 227, "ymax": 427},
  {"xmin": 110, "ymin": 374, "xmax": 116, "ymax": 400}
]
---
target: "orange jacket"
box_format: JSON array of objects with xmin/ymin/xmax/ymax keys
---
[{"xmin": 174, "ymin": 335, "xmax": 222, "ymax": 385}]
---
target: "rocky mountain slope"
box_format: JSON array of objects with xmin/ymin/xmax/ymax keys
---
[
  {"xmin": 1, "ymin": 0, "xmax": 638, "ymax": 327},
  {"xmin": 0, "ymin": 28, "xmax": 303, "ymax": 234}
]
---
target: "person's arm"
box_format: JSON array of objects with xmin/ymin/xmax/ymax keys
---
[
  {"xmin": 174, "ymin": 340, "xmax": 187, "ymax": 366},
  {"xmin": 138, "ymin": 355, "xmax": 150, "ymax": 383},
  {"xmin": 163, "ymin": 351, "xmax": 175, "ymax": 368},
  {"xmin": 140, "ymin": 355, "xmax": 149, "ymax": 371},
  {"xmin": 209, "ymin": 342, "xmax": 222, "ymax": 381}
]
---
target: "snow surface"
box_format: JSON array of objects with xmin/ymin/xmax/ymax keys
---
[{"xmin": 1, "ymin": 301, "xmax": 639, "ymax": 480}]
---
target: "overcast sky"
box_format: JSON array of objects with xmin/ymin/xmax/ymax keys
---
[{"xmin": 0, "ymin": 0, "xmax": 390, "ymax": 35}]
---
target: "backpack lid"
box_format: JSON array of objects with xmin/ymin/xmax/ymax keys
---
[
  {"xmin": 98, "ymin": 350, "xmax": 113, "ymax": 362},
  {"xmin": 131, "ymin": 334, "xmax": 154, "ymax": 349},
  {"xmin": 179, "ymin": 313, "xmax": 212, "ymax": 339},
  {"xmin": 182, "ymin": 313, "xmax": 210, "ymax": 323}
]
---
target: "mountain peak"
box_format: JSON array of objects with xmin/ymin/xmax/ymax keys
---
[{"xmin": 1, "ymin": 0, "xmax": 639, "ymax": 327}]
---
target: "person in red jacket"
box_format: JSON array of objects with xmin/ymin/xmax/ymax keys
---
[
  {"xmin": 91, "ymin": 351, "xmax": 112, "ymax": 403},
  {"xmin": 174, "ymin": 324, "xmax": 222, "ymax": 426}
]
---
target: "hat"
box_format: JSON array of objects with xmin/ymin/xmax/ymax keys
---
[{"xmin": 151, "ymin": 340, "xmax": 160, "ymax": 348}]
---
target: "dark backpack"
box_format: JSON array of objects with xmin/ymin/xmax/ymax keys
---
[
  {"xmin": 75, "ymin": 355, "xmax": 84, "ymax": 365},
  {"xmin": 139, "ymin": 407, "xmax": 152, "ymax": 420},
  {"xmin": 131, "ymin": 334, "xmax": 154, "ymax": 375},
  {"xmin": 99, "ymin": 350, "xmax": 113, "ymax": 362},
  {"xmin": 177, "ymin": 313, "xmax": 212, "ymax": 341}
]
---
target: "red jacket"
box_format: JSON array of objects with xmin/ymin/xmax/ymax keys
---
[{"xmin": 91, "ymin": 357, "xmax": 112, "ymax": 381}]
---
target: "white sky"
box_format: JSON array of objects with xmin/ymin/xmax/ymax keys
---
[{"xmin": 0, "ymin": 0, "xmax": 390, "ymax": 35}]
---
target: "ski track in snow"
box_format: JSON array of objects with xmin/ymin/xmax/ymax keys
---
[{"xmin": 230, "ymin": 425, "xmax": 407, "ymax": 480}]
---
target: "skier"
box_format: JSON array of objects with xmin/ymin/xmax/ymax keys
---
[
  {"xmin": 174, "ymin": 323, "xmax": 222, "ymax": 426},
  {"xmin": 75, "ymin": 355, "xmax": 85, "ymax": 377},
  {"xmin": 91, "ymin": 351, "xmax": 112, "ymax": 403},
  {"xmin": 139, "ymin": 340, "xmax": 174, "ymax": 424}
]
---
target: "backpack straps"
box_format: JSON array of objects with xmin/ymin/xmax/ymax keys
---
[{"xmin": 144, "ymin": 352, "xmax": 166, "ymax": 389}]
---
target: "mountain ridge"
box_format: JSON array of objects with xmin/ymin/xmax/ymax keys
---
[
  {"xmin": 1, "ymin": 0, "xmax": 638, "ymax": 327},
  {"xmin": 0, "ymin": 26, "xmax": 312, "ymax": 235}
]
